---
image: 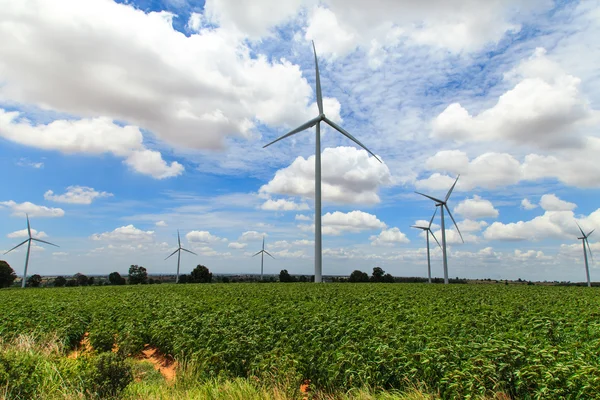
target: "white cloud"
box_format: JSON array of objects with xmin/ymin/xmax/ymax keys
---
[
  {"xmin": 228, "ymin": 242, "xmax": 247, "ymax": 249},
  {"xmin": 454, "ymin": 195, "xmax": 499, "ymax": 219},
  {"xmin": 0, "ymin": 111, "xmax": 183, "ymax": 179},
  {"xmin": 295, "ymin": 214, "xmax": 311, "ymax": 221},
  {"xmin": 370, "ymin": 227, "xmax": 410, "ymax": 246},
  {"xmin": 16, "ymin": 158, "xmax": 43, "ymax": 168},
  {"xmin": 91, "ymin": 225, "xmax": 155, "ymax": 242},
  {"xmin": 300, "ymin": 210, "xmax": 386, "ymax": 235},
  {"xmin": 432, "ymin": 48, "xmax": 597, "ymax": 149},
  {"xmin": 521, "ymin": 198, "xmax": 538, "ymax": 210},
  {"xmin": 260, "ymin": 198, "xmax": 310, "ymax": 211},
  {"xmin": 0, "ymin": 200, "xmax": 65, "ymax": 218},
  {"xmin": 457, "ymin": 219, "xmax": 488, "ymax": 233},
  {"xmin": 539, "ymin": 194, "xmax": 577, "ymax": 212},
  {"xmin": 44, "ymin": 186, "xmax": 113, "ymax": 205},
  {"xmin": 52, "ymin": 252, "xmax": 68, "ymax": 256},
  {"xmin": 7, "ymin": 229, "xmax": 47, "ymax": 239},
  {"xmin": 239, "ymin": 231, "xmax": 267, "ymax": 241},
  {"xmin": 155, "ymin": 220, "xmax": 168, "ymax": 227},
  {"xmin": 260, "ymin": 146, "xmax": 391, "ymax": 204},
  {"xmin": 186, "ymin": 231, "xmax": 225, "ymax": 243}
]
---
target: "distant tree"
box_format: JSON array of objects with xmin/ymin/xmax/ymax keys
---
[
  {"xmin": 74, "ymin": 273, "xmax": 89, "ymax": 286},
  {"xmin": 88, "ymin": 276, "xmax": 95, "ymax": 286},
  {"xmin": 349, "ymin": 270, "xmax": 369, "ymax": 283},
  {"xmin": 298, "ymin": 275, "xmax": 308, "ymax": 283},
  {"xmin": 383, "ymin": 273, "xmax": 395, "ymax": 283},
  {"xmin": 148, "ymin": 278, "xmax": 155, "ymax": 285},
  {"xmin": 178, "ymin": 274, "xmax": 189, "ymax": 284},
  {"xmin": 0, "ymin": 260, "xmax": 17, "ymax": 288},
  {"xmin": 27, "ymin": 274, "xmax": 42, "ymax": 288},
  {"xmin": 108, "ymin": 272, "xmax": 126, "ymax": 285},
  {"xmin": 371, "ymin": 267, "xmax": 385, "ymax": 282},
  {"xmin": 66, "ymin": 279, "xmax": 77, "ymax": 287},
  {"xmin": 279, "ymin": 269, "xmax": 296, "ymax": 282},
  {"xmin": 128, "ymin": 265, "xmax": 148, "ymax": 285},
  {"xmin": 221, "ymin": 276, "xmax": 230, "ymax": 283},
  {"xmin": 54, "ymin": 276, "xmax": 67, "ymax": 287},
  {"xmin": 190, "ymin": 265, "xmax": 212, "ymax": 283}
]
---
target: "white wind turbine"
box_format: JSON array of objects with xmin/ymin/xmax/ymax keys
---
[
  {"xmin": 411, "ymin": 208, "xmax": 441, "ymax": 283},
  {"xmin": 575, "ymin": 221, "xmax": 594, "ymax": 287},
  {"xmin": 165, "ymin": 230, "xmax": 197, "ymax": 283},
  {"xmin": 415, "ymin": 176, "xmax": 464, "ymax": 284},
  {"xmin": 252, "ymin": 236, "xmax": 274, "ymax": 280},
  {"xmin": 263, "ymin": 41, "xmax": 381, "ymax": 283},
  {"xmin": 4, "ymin": 214, "xmax": 59, "ymax": 288}
]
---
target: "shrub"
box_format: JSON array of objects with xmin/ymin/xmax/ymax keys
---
[{"xmin": 89, "ymin": 352, "xmax": 133, "ymax": 398}]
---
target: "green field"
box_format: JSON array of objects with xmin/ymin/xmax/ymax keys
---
[{"xmin": 1, "ymin": 283, "xmax": 600, "ymax": 399}]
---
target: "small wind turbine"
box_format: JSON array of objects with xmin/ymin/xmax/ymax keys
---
[
  {"xmin": 263, "ymin": 41, "xmax": 381, "ymax": 283},
  {"xmin": 575, "ymin": 221, "xmax": 594, "ymax": 287},
  {"xmin": 253, "ymin": 236, "xmax": 274, "ymax": 280},
  {"xmin": 411, "ymin": 208, "xmax": 441, "ymax": 283},
  {"xmin": 415, "ymin": 175, "xmax": 464, "ymax": 284},
  {"xmin": 165, "ymin": 230, "xmax": 196, "ymax": 283},
  {"xmin": 4, "ymin": 214, "xmax": 59, "ymax": 288}
]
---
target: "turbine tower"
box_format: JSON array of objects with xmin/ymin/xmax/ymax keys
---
[
  {"xmin": 252, "ymin": 236, "xmax": 274, "ymax": 280},
  {"xmin": 4, "ymin": 214, "xmax": 59, "ymax": 288},
  {"xmin": 411, "ymin": 208, "xmax": 441, "ymax": 283},
  {"xmin": 263, "ymin": 41, "xmax": 381, "ymax": 283},
  {"xmin": 165, "ymin": 230, "xmax": 197, "ymax": 283},
  {"xmin": 415, "ymin": 176, "xmax": 464, "ymax": 284},
  {"xmin": 575, "ymin": 221, "xmax": 594, "ymax": 287}
]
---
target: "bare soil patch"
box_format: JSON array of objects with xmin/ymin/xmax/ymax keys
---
[
  {"xmin": 67, "ymin": 332, "xmax": 92, "ymax": 359},
  {"xmin": 137, "ymin": 344, "xmax": 177, "ymax": 382}
]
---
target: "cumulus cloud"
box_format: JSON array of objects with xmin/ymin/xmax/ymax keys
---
[
  {"xmin": 295, "ymin": 214, "xmax": 312, "ymax": 221},
  {"xmin": 260, "ymin": 146, "xmax": 391, "ymax": 204},
  {"xmin": 299, "ymin": 210, "xmax": 386, "ymax": 235},
  {"xmin": 228, "ymin": 242, "xmax": 247, "ymax": 249},
  {"xmin": 454, "ymin": 195, "xmax": 499, "ymax": 219},
  {"xmin": 370, "ymin": 227, "xmax": 410, "ymax": 246},
  {"xmin": 186, "ymin": 231, "xmax": 226, "ymax": 243},
  {"xmin": 44, "ymin": 186, "xmax": 113, "ymax": 204},
  {"xmin": 521, "ymin": 198, "xmax": 538, "ymax": 210},
  {"xmin": 155, "ymin": 220, "xmax": 168, "ymax": 227},
  {"xmin": 0, "ymin": 200, "xmax": 65, "ymax": 218},
  {"xmin": 539, "ymin": 194, "xmax": 577, "ymax": 211},
  {"xmin": 91, "ymin": 225, "xmax": 155, "ymax": 242},
  {"xmin": 432, "ymin": 48, "xmax": 598, "ymax": 149},
  {"xmin": 260, "ymin": 198, "xmax": 310, "ymax": 211},
  {"xmin": 7, "ymin": 229, "xmax": 47, "ymax": 239}
]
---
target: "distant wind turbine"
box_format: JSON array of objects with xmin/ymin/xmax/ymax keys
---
[
  {"xmin": 263, "ymin": 41, "xmax": 381, "ymax": 283},
  {"xmin": 4, "ymin": 214, "xmax": 59, "ymax": 288},
  {"xmin": 252, "ymin": 236, "xmax": 274, "ymax": 280},
  {"xmin": 411, "ymin": 208, "xmax": 441, "ymax": 283},
  {"xmin": 165, "ymin": 230, "xmax": 196, "ymax": 283},
  {"xmin": 415, "ymin": 176, "xmax": 464, "ymax": 284},
  {"xmin": 575, "ymin": 221, "xmax": 594, "ymax": 287}
]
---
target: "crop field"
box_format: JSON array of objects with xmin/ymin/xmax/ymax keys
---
[{"xmin": 1, "ymin": 283, "xmax": 600, "ymax": 399}]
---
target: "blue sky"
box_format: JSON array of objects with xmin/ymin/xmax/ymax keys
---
[{"xmin": 1, "ymin": 0, "xmax": 600, "ymax": 282}]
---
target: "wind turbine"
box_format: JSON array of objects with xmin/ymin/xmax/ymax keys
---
[
  {"xmin": 252, "ymin": 236, "xmax": 274, "ymax": 280},
  {"xmin": 411, "ymin": 208, "xmax": 441, "ymax": 283},
  {"xmin": 415, "ymin": 176, "xmax": 464, "ymax": 284},
  {"xmin": 165, "ymin": 230, "xmax": 196, "ymax": 283},
  {"xmin": 4, "ymin": 214, "xmax": 59, "ymax": 288},
  {"xmin": 575, "ymin": 221, "xmax": 594, "ymax": 287},
  {"xmin": 263, "ymin": 41, "xmax": 381, "ymax": 283}
]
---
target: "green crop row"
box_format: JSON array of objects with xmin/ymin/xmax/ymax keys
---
[{"xmin": 1, "ymin": 284, "xmax": 599, "ymax": 399}]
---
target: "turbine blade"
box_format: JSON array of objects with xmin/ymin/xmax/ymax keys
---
[
  {"xmin": 165, "ymin": 249, "xmax": 179, "ymax": 260},
  {"xmin": 262, "ymin": 236, "xmax": 265, "ymax": 251},
  {"xmin": 445, "ymin": 175, "xmax": 460, "ymax": 202},
  {"xmin": 410, "ymin": 225, "xmax": 427, "ymax": 230},
  {"xmin": 181, "ymin": 248, "xmax": 197, "ymax": 256},
  {"xmin": 323, "ymin": 116, "xmax": 382, "ymax": 163},
  {"xmin": 263, "ymin": 116, "xmax": 321, "ymax": 148},
  {"xmin": 264, "ymin": 250, "xmax": 275, "ymax": 259},
  {"xmin": 4, "ymin": 239, "xmax": 29, "ymax": 255},
  {"xmin": 32, "ymin": 238, "xmax": 59, "ymax": 247},
  {"xmin": 27, "ymin": 214, "xmax": 31, "ymax": 238},
  {"xmin": 428, "ymin": 207, "xmax": 438, "ymax": 228},
  {"xmin": 445, "ymin": 205, "xmax": 464, "ymax": 243},
  {"xmin": 312, "ymin": 41, "xmax": 323, "ymax": 115},
  {"xmin": 576, "ymin": 221, "xmax": 586, "ymax": 237},
  {"xmin": 178, "ymin": 230, "xmax": 181, "ymax": 248},
  {"xmin": 252, "ymin": 250, "xmax": 262, "ymax": 257},
  {"xmin": 588, "ymin": 229, "xmax": 595, "ymax": 238},
  {"xmin": 429, "ymin": 230, "xmax": 442, "ymax": 249},
  {"xmin": 415, "ymin": 192, "xmax": 443, "ymax": 204},
  {"xmin": 586, "ymin": 238, "xmax": 594, "ymax": 261}
]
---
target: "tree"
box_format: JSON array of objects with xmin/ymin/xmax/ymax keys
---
[
  {"xmin": 371, "ymin": 267, "xmax": 385, "ymax": 282},
  {"xmin": 54, "ymin": 276, "xmax": 67, "ymax": 287},
  {"xmin": 74, "ymin": 273, "xmax": 89, "ymax": 286},
  {"xmin": 279, "ymin": 269, "xmax": 296, "ymax": 282},
  {"xmin": 190, "ymin": 264, "xmax": 212, "ymax": 283},
  {"xmin": 0, "ymin": 260, "xmax": 17, "ymax": 288},
  {"xmin": 178, "ymin": 274, "xmax": 189, "ymax": 284},
  {"xmin": 383, "ymin": 273, "xmax": 395, "ymax": 283},
  {"xmin": 108, "ymin": 272, "xmax": 126, "ymax": 285},
  {"xmin": 349, "ymin": 270, "xmax": 369, "ymax": 283},
  {"xmin": 27, "ymin": 274, "xmax": 42, "ymax": 288},
  {"xmin": 88, "ymin": 276, "xmax": 95, "ymax": 286},
  {"xmin": 128, "ymin": 265, "xmax": 148, "ymax": 285}
]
